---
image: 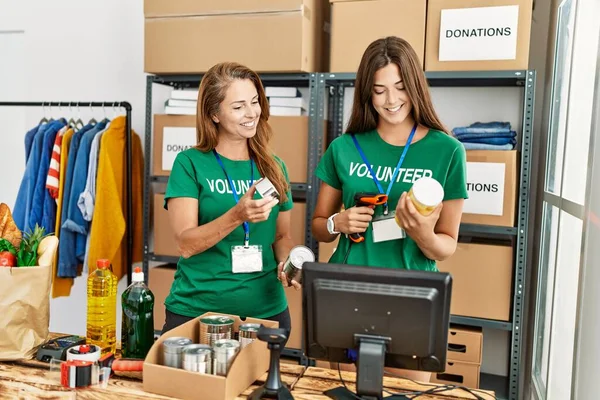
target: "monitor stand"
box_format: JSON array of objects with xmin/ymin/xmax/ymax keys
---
[{"xmin": 324, "ymin": 335, "xmax": 408, "ymax": 400}]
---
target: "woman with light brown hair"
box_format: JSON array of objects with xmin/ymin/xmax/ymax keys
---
[
  {"xmin": 311, "ymin": 37, "xmax": 468, "ymax": 380},
  {"xmin": 162, "ymin": 62, "xmax": 299, "ymax": 338}
]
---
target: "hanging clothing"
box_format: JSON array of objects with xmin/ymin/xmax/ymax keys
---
[
  {"xmin": 79, "ymin": 124, "xmax": 107, "ymax": 272},
  {"xmin": 52, "ymin": 128, "xmax": 75, "ymax": 298},
  {"xmin": 56, "ymin": 123, "xmax": 95, "ymax": 278},
  {"xmin": 14, "ymin": 123, "xmax": 49, "ymax": 231},
  {"xmin": 46, "ymin": 126, "xmax": 68, "ymax": 199},
  {"xmin": 87, "ymin": 116, "xmax": 143, "ymax": 280},
  {"xmin": 24, "ymin": 125, "xmax": 39, "ymax": 165},
  {"xmin": 34, "ymin": 119, "xmax": 66, "ymax": 234},
  {"xmin": 78, "ymin": 124, "xmax": 105, "ymax": 222},
  {"xmin": 14, "ymin": 119, "xmax": 66, "ymax": 233},
  {"xmin": 62, "ymin": 120, "xmax": 109, "ymax": 264}
]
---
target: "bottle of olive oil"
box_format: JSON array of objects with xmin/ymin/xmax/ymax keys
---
[{"xmin": 86, "ymin": 259, "xmax": 117, "ymax": 354}]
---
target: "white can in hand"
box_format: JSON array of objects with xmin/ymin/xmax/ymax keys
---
[{"xmin": 282, "ymin": 245, "xmax": 315, "ymax": 285}]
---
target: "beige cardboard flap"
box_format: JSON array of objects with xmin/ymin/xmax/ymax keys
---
[{"xmin": 145, "ymin": 0, "xmax": 305, "ymax": 18}]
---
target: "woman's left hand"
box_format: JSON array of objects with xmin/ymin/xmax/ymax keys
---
[
  {"xmin": 395, "ymin": 192, "xmax": 443, "ymax": 242},
  {"xmin": 277, "ymin": 262, "xmax": 301, "ymax": 290}
]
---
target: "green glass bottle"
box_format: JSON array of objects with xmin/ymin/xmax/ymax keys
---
[{"xmin": 121, "ymin": 267, "xmax": 155, "ymax": 359}]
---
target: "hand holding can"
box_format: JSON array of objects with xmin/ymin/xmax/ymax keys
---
[{"xmin": 280, "ymin": 245, "xmax": 315, "ymax": 289}]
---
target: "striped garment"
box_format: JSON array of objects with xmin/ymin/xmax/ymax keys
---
[{"xmin": 46, "ymin": 125, "xmax": 69, "ymax": 199}]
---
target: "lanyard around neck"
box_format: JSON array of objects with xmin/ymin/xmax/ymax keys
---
[
  {"xmin": 213, "ymin": 150, "xmax": 254, "ymax": 246},
  {"xmin": 351, "ymin": 123, "xmax": 417, "ymax": 214}
]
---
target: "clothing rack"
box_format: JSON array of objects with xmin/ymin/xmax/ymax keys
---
[{"xmin": 0, "ymin": 101, "xmax": 134, "ymax": 285}]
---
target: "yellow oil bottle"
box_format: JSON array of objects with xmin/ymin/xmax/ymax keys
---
[{"xmin": 86, "ymin": 258, "xmax": 118, "ymax": 354}]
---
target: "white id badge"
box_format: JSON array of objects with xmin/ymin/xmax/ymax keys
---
[
  {"xmin": 231, "ymin": 245, "xmax": 263, "ymax": 273},
  {"xmin": 372, "ymin": 211, "xmax": 406, "ymax": 243}
]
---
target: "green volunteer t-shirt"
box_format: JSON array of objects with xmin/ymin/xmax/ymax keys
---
[
  {"xmin": 164, "ymin": 148, "xmax": 293, "ymax": 319},
  {"xmin": 316, "ymin": 129, "xmax": 468, "ymax": 271}
]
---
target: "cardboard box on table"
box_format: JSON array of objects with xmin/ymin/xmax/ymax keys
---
[{"xmin": 144, "ymin": 312, "xmax": 278, "ymax": 400}]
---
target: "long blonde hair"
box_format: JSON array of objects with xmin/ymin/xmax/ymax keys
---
[
  {"xmin": 195, "ymin": 62, "xmax": 289, "ymax": 201},
  {"xmin": 346, "ymin": 37, "xmax": 449, "ymax": 135}
]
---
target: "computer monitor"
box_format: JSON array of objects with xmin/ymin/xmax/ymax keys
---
[{"xmin": 302, "ymin": 262, "xmax": 452, "ymax": 400}]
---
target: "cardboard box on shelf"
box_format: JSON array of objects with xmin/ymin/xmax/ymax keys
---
[
  {"xmin": 270, "ymin": 116, "xmax": 310, "ymax": 183},
  {"xmin": 463, "ymin": 150, "xmax": 518, "ymax": 227},
  {"xmin": 153, "ymin": 114, "xmax": 325, "ymax": 185},
  {"xmin": 290, "ymin": 202, "xmax": 307, "ymax": 248},
  {"xmin": 318, "ymin": 237, "xmax": 339, "ymax": 263},
  {"xmin": 425, "ymin": 0, "xmax": 533, "ymax": 71},
  {"xmin": 153, "ymin": 194, "xmax": 179, "ymax": 257},
  {"xmin": 447, "ymin": 326, "xmax": 483, "ymax": 364},
  {"xmin": 144, "ymin": 312, "xmax": 278, "ymax": 400},
  {"xmin": 148, "ymin": 265, "xmax": 176, "ymax": 331},
  {"xmin": 431, "ymin": 360, "xmax": 481, "ymax": 389},
  {"xmin": 285, "ymin": 287, "xmax": 303, "ymax": 350},
  {"xmin": 270, "ymin": 116, "xmax": 328, "ymax": 184},
  {"xmin": 329, "ymin": 0, "xmax": 426, "ymax": 72},
  {"xmin": 438, "ymin": 243, "xmax": 513, "ymax": 321},
  {"xmin": 153, "ymin": 114, "xmax": 196, "ymax": 176},
  {"xmin": 144, "ymin": 0, "xmax": 329, "ymax": 73}
]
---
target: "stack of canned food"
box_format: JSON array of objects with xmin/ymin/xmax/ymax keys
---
[{"xmin": 161, "ymin": 315, "xmax": 261, "ymax": 376}]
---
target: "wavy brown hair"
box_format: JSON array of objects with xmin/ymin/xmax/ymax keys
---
[
  {"xmin": 195, "ymin": 62, "xmax": 289, "ymax": 202},
  {"xmin": 346, "ymin": 36, "xmax": 449, "ymax": 135}
]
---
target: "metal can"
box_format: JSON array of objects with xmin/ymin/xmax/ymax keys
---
[
  {"xmin": 213, "ymin": 339, "xmax": 241, "ymax": 377},
  {"xmin": 239, "ymin": 323, "xmax": 261, "ymax": 348},
  {"xmin": 200, "ymin": 315, "xmax": 234, "ymax": 347},
  {"xmin": 162, "ymin": 337, "xmax": 193, "ymax": 369},
  {"xmin": 283, "ymin": 245, "xmax": 315, "ymax": 285},
  {"xmin": 182, "ymin": 344, "xmax": 213, "ymax": 374}
]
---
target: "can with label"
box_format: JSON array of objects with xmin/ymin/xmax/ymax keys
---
[
  {"xmin": 182, "ymin": 344, "xmax": 213, "ymax": 374},
  {"xmin": 239, "ymin": 323, "xmax": 261, "ymax": 348},
  {"xmin": 283, "ymin": 245, "xmax": 315, "ymax": 285},
  {"xmin": 200, "ymin": 315, "xmax": 234, "ymax": 347},
  {"xmin": 213, "ymin": 339, "xmax": 241, "ymax": 376},
  {"xmin": 162, "ymin": 337, "xmax": 193, "ymax": 369}
]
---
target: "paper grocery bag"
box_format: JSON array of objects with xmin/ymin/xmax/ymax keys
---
[{"xmin": 0, "ymin": 264, "xmax": 52, "ymax": 360}]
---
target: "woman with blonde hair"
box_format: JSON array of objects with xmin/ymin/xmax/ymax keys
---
[
  {"xmin": 162, "ymin": 62, "xmax": 299, "ymax": 337},
  {"xmin": 312, "ymin": 36, "xmax": 468, "ymax": 381}
]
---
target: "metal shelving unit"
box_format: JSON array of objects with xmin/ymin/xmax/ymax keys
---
[
  {"xmin": 143, "ymin": 70, "xmax": 535, "ymax": 391},
  {"xmin": 316, "ymin": 70, "xmax": 535, "ymax": 400}
]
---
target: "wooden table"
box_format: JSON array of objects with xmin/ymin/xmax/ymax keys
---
[
  {"xmin": 0, "ymin": 362, "xmax": 495, "ymax": 400},
  {"xmin": 0, "ymin": 333, "xmax": 495, "ymax": 399}
]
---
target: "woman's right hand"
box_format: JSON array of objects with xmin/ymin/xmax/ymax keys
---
[
  {"xmin": 333, "ymin": 207, "xmax": 374, "ymax": 235},
  {"xmin": 233, "ymin": 183, "xmax": 280, "ymax": 223}
]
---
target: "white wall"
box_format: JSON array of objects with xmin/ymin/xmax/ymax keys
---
[{"xmin": 0, "ymin": 0, "xmax": 147, "ymax": 338}]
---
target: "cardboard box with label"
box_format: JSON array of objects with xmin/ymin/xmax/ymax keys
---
[
  {"xmin": 425, "ymin": 0, "xmax": 533, "ymax": 71},
  {"xmin": 437, "ymin": 242, "xmax": 513, "ymax": 321},
  {"xmin": 144, "ymin": 0, "xmax": 329, "ymax": 73},
  {"xmin": 153, "ymin": 114, "xmax": 324, "ymax": 185},
  {"xmin": 462, "ymin": 150, "xmax": 518, "ymax": 227},
  {"xmin": 144, "ymin": 312, "xmax": 278, "ymax": 400},
  {"xmin": 153, "ymin": 114, "xmax": 196, "ymax": 176},
  {"xmin": 329, "ymin": 0, "xmax": 426, "ymax": 72}
]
